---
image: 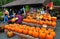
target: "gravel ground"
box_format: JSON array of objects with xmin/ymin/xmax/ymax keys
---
[{"xmin": 0, "ymin": 20, "xmax": 60, "ymax": 39}]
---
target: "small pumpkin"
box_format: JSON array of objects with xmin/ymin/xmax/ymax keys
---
[
  {"xmin": 47, "ymin": 21, "xmax": 52, "ymax": 26},
  {"xmin": 41, "ymin": 27, "xmax": 46, "ymax": 32},
  {"xmin": 51, "ymin": 21, "xmax": 56, "ymax": 27},
  {"xmin": 7, "ymin": 31, "xmax": 14, "ymax": 38},
  {"xmin": 39, "ymin": 20, "xmax": 44, "ymax": 25},
  {"xmin": 51, "ymin": 17, "xmax": 57, "ymax": 22}
]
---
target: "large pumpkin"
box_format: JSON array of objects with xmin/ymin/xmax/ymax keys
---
[
  {"xmin": 39, "ymin": 31, "xmax": 46, "ymax": 39},
  {"xmin": 33, "ymin": 30, "xmax": 39, "ymax": 38},
  {"xmin": 46, "ymin": 33, "xmax": 53, "ymax": 39},
  {"xmin": 7, "ymin": 31, "xmax": 14, "ymax": 38},
  {"xmin": 50, "ymin": 31, "xmax": 56, "ymax": 38},
  {"xmin": 28, "ymin": 30, "xmax": 33, "ymax": 36},
  {"xmin": 23, "ymin": 28, "xmax": 28, "ymax": 34}
]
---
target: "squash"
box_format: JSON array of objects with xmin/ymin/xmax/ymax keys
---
[{"xmin": 11, "ymin": 18, "xmax": 16, "ymax": 22}]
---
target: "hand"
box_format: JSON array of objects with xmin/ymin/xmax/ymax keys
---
[{"xmin": 8, "ymin": 16, "xmax": 10, "ymax": 18}]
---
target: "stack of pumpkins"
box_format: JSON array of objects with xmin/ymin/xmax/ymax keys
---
[
  {"xmin": 4, "ymin": 24, "xmax": 56, "ymax": 39},
  {"xmin": 23, "ymin": 13, "xmax": 57, "ymax": 27}
]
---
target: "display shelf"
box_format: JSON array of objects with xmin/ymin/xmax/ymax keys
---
[{"xmin": 22, "ymin": 22, "xmax": 55, "ymax": 30}]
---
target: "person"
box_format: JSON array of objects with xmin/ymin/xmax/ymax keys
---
[
  {"xmin": 40, "ymin": 8, "xmax": 45, "ymax": 15},
  {"xmin": 4, "ymin": 14, "xmax": 8, "ymax": 23},
  {"xmin": 15, "ymin": 13, "xmax": 23, "ymax": 24},
  {"xmin": 18, "ymin": 10, "xmax": 21, "ymax": 15},
  {"xmin": 8, "ymin": 13, "xmax": 23, "ymax": 24},
  {"xmin": 3, "ymin": 10, "xmax": 9, "ymax": 23}
]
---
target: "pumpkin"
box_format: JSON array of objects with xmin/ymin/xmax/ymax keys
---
[
  {"xmin": 44, "ymin": 20, "xmax": 48, "ymax": 25},
  {"xmin": 50, "ymin": 31, "xmax": 56, "ymax": 38},
  {"xmin": 26, "ymin": 26, "xmax": 30, "ymax": 30},
  {"xmin": 51, "ymin": 22, "xmax": 56, "ymax": 27},
  {"xmin": 39, "ymin": 20, "xmax": 44, "ymax": 25},
  {"xmin": 33, "ymin": 30, "xmax": 39, "ymax": 38},
  {"xmin": 30, "ymin": 27, "xmax": 35, "ymax": 31},
  {"xmin": 47, "ymin": 16, "xmax": 51, "ymax": 21},
  {"xmin": 48, "ymin": 28, "xmax": 54, "ymax": 32},
  {"xmin": 46, "ymin": 33, "xmax": 53, "ymax": 39},
  {"xmin": 27, "ymin": 16, "xmax": 32, "ymax": 19},
  {"xmin": 47, "ymin": 21, "xmax": 52, "ymax": 26},
  {"xmin": 23, "ymin": 28, "xmax": 28, "ymax": 34},
  {"xmin": 41, "ymin": 27, "xmax": 46, "ymax": 32},
  {"xmin": 35, "ymin": 27, "xmax": 40, "ymax": 32},
  {"xmin": 18, "ymin": 29, "xmax": 23, "ymax": 33},
  {"xmin": 51, "ymin": 17, "xmax": 57, "ymax": 22},
  {"xmin": 45, "ymin": 30, "xmax": 49, "ymax": 35},
  {"xmin": 7, "ymin": 31, "xmax": 14, "ymax": 38},
  {"xmin": 39, "ymin": 31, "xmax": 46, "ymax": 39},
  {"xmin": 28, "ymin": 30, "xmax": 33, "ymax": 36}
]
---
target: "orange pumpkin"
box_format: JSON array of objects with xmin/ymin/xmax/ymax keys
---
[
  {"xmin": 43, "ymin": 17, "xmax": 48, "ymax": 20},
  {"xmin": 47, "ymin": 21, "xmax": 52, "ymax": 26},
  {"xmin": 41, "ymin": 27, "xmax": 46, "ymax": 32},
  {"xmin": 25, "ymin": 26, "xmax": 30, "ymax": 30},
  {"xmin": 28, "ymin": 30, "xmax": 33, "ymax": 36},
  {"xmin": 18, "ymin": 29, "xmax": 23, "ymax": 33},
  {"xmin": 44, "ymin": 20, "xmax": 48, "ymax": 25},
  {"xmin": 51, "ymin": 17, "xmax": 57, "ymax": 22},
  {"xmin": 39, "ymin": 31, "xmax": 46, "ymax": 39},
  {"xmin": 33, "ymin": 30, "xmax": 39, "ymax": 38},
  {"xmin": 30, "ymin": 27, "xmax": 35, "ymax": 31},
  {"xmin": 35, "ymin": 27, "xmax": 40, "ymax": 32},
  {"xmin": 46, "ymin": 33, "xmax": 53, "ymax": 39},
  {"xmin": 27, "ymin": 15, "xmax": 32, "ymax": 19},
  {"xmin": 50, "ymin": 31, "xmax": 56, "ymax": 38},
  {"xmin": 48, "ymin": 28, "xmax": 54, "ymax": 32},
  {"xmin": 23, "ymin": 28, "xmax": 28, "ymax": 34},
  {"xmin": 39, "ymin": 20, "xmax": 44, "ymax": 25},
  {"xmin": 51, "ymin": 22, "xmax": 56, "ymax": 27},
  {"xmin": 45, "ymin": 30, "xmax": 49, "ymax": 35}
]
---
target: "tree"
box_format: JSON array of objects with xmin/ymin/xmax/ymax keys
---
[
  {"xmin": 0, "ymin": 0, "xmax": 14, "ymax": 6},
  {"xmin": 52, "ymin": 0, "xmax": 60, "ymax": 6}
]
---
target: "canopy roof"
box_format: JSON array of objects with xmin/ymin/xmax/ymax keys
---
[{"xmin": 2, "ymin": 0, "xmax": 51, "ymax": 7}]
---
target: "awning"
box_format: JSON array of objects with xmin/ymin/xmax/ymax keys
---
[{"xmin": 2, "ymin": 0, "xmax": 50, "ymax": 7}]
